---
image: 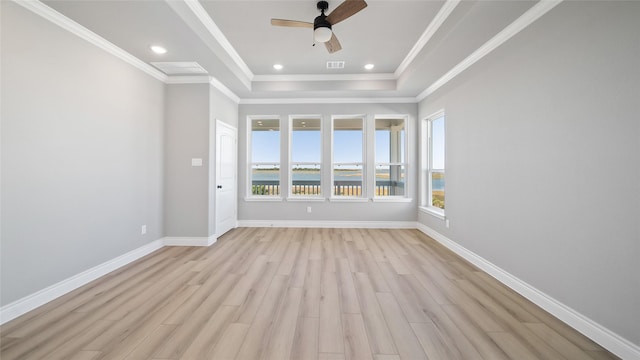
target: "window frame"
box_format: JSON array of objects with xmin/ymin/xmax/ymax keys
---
[
  {"xmin": 420, "ymin": 110, "xmax": 446, "ymax": 218},
  {"xmin": 330, "ymin": 115, "xmax": 367, "ymax": 202},
  {"xmin": 246, "ymin": 115, "xmax": 283, "ymax": 201},
  {"xmin": 288, "ymin": 115, "xmax": 325, "ymax": 201},
  {"xmin": 373, "ymin": 115, "xmax": 410, "ymax": 201}
]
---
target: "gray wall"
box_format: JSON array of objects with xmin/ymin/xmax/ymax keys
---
[
  {"xmin": 164, "ymin": 84, "xmax": 210, "ymax": 237},
  {"xmin": 1, "ymin": 2, "xmax": 165, "ymax": 305},
  {"xmin": 238, "ymin": 103, "xmax": 418, "ymax": 223},
  {"xmin": 164, "ymin": 84, "xmax": 238, "ymax": 238},
  {"xmin": 418, "ymin": 1, "xmax": 639, "ymax": 346}
]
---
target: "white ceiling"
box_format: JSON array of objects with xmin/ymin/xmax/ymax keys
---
[{"xmin": 41, "ymin": 0, "xmax": 540, "ymax": 101}]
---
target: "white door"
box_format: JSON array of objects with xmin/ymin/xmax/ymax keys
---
[{"xmin": 215, "ymin": 120, "xmax": 237, "ymax": 237}]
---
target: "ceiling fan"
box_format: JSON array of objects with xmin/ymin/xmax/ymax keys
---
[{"xmin": 271, "ymin": 0, "xmax": 368, "ymax": 54}]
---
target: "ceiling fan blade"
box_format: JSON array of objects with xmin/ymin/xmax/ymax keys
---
[
  {"xmin": 326, "ymin": 0, "xmax": 367, "ymax": 25},
  {"xmin": 325, "ymin": 33, "xmax": 342, "ymax": 54},
  {"xmin": 271, "ymin": 19, "xmax": 314, "ymax": 28}
]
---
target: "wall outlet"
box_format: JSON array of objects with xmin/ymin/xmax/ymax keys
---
[
  {"xmin": 141, "ymin": 225, "xmax": 147, "ymax": 235},
  {"xmin": 307, "ymin": 206, "xmax": 312, "ymax": 213},
  {"xmin": 445, "ymin": 219, "xmax": 450, "ymax": 228}
]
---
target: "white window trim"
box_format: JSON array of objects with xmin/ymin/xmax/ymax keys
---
[
  {"xmin": 373, "ymin": 114, "xmax": 410, "ymax": 201},
  {"xmin": 421, "ymin": 110, "xmax": 446, "ymax": 219},
  {"xmin": 288, "ymin": 115, "xmax": 324, "ymax": 200},
  {"xmin": 330, "ymin": 115, "xmax": 367, "ymax": 200},
  {"xmin": 246, "ymin": 115, "xmax": 282, "ymax": 200}
]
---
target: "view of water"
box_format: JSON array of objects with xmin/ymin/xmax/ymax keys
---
[
  {"xmin": 432, "ymin": 178, "xmax": 444, "ymax": 191},
  {"xmin": 252, "ymin": 170, "xmax": 445, "ymax": 190}
]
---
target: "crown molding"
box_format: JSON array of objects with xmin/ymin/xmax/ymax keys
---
[
  {"xmin": 253, "ymin": 73, "xmax": 397, "ymax": 82},
  {"xmin": 164, "ymin": 76, "xmax": 211, "ymax": 84},
  {"xmin": 12, "ymin": 0, "xmax": 167, "ymax": 83},
  {"xmin": 165, "ymin": 76, "xmax": 241, "ymax": 104},
  {"xmin": 395, "ymin": 0, "xmax": 461, "ymax": 77},
  {"xmin": 417, "ymin": 0, "xmax": 563, "ymax": 102},
  {"xmin": 182, "ymin": 0, "xmax": 254, "ymax": 82},
  {"xmin": 209, "ymin": 76, "xmax": 241, "ymax": 104},
  {"xmin": 239, "ymin": 97, "xmax": 417, "ymax": 105}
]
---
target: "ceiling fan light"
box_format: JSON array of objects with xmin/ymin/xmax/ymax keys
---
[{"xmin": 314, "ymin": 27, "xmax": 332, "ymax": 43}]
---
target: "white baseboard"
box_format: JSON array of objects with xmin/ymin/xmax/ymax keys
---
[
  {"xmin": 0, "ymin": 239, "xmax": 164, "ymax": 325},
  {"xmin": 415, "ymin": 223, "xmax": 640, "ymax": 360},
  {"xmin": 162, "ymin": 235, "xmax": 217, "ymax": 247},
  {"xmin": 237, "ymin": 220, "xmax": 416, "ymax": 229}
]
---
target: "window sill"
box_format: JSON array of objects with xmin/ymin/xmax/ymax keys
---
[
  {"xmin": 373, "ymin": 197, "xmax": 413, "ymax": 203},
  {"xmin": 329, "ymin": 197, "xmax": 369, "ymax": 203},
  {"xmin": 286, "ymin": 197, "xmax": 326, "ymax": 202},
  {"xmin": 419, "ymin": 206, "xmax": 446, "ymax": 220},
  {"xmin": 244, "ymin": 196, "xmax": 283, "ymax": 202}
]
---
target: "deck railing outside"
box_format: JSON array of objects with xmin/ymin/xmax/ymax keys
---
[{"xmin": 251, "ymin": 180, "xmax": 404, "ymax": 196}]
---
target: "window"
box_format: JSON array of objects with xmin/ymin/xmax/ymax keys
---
[
  {"xmin": 332, "ymin": 116, "xmax": 365, "ymax": 198},
  {"xmin": 248, "ymin": 117, "xmax": 280, "ymax": 198},
  {"xmin": 421, "ymin": 111, "xmax": 445, "ymax": 216},
  {"xmin": 375, "ymin": 117, "xmax": 407, "ymax": 197},
  {"xmin": 290, "ymin": 117, "xmax": 322, "ymax": 198}
]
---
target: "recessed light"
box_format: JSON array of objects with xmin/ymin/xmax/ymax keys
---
[
  {"xmin": 150, "ymin": 45, "xmax": 167, "ymax": 54},
  {"xmin": 364, "ymin": 63, "xmax": 375, "ymax": 70},
  {"xmin": 273, "ymin": 64, "xmax": 283, "ymax": 70}
]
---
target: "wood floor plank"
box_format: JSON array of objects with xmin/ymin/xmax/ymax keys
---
[
  {"xmin": 322, "ymin": 230, "xmax": 337, "ymax": 273},
  {"xmin": 263, "ymin": 286, "xmax": 304, "ymax": 360},
  {"xmin": 489, "ymin": 331, "xmax": 540, "ymax": 360},
  {"xmin": 525, "ymin": 322, "xmax": 596, "ymax": 360},
  {"xmin": 153, "ymin": 276, "xmax": 240, "ymax": 359},
  {"xmin": 223, "ymin": 254, "xmax": 269, "ymax": 305},
  {"xmin": 289, "ymin": 232, "xmax": 312, "ymax": 288},
  {"xmin": 373, "ymin": 356, "xmax": 400, "ymax": 360},
  {"xmin": 177, "ymin": 305, "xmax": 239, "ymax": 360},
  {"xmin": 336, "ymin": 258, "xmax": 361, "ymax": 314},
  {"xmin": 96, "ymin": 283, "xmax": 210, "ymax": 359},
  {"xmin": 353, "ymin": 272, "xmax": 397, "ymax": 355},
  {"xmin": 47, "ymin": 320, "xmax": 116, "ymax": 360},
  {"xmin": 441, "ymin": 304, "xmax": 510, "ymax": 360},
  {"xmin": 290, "ymin": 317, "xmax": 319, "ymax": 360},
  {"xmin": 319, "ymin": 353, "xmax": 346, "ymax": 360},
  {"xmin": 0, "ymin": 228, "xmax": 617, "ymax": 360},
  {"xmin": 376, "ymin": 292, "xmax": 427, "ymax": 360},
  {"xmin": 400, "ymin": 274, "xmax": 484, "ymax": 359},
  {"xmin": 278, "ymin": 241, "xmax": 302, "ymax": 275},
  {"xmin": 209, "ymin": 323, "xmax": 249, "ymax": 360},
  {"xmin": 378, "ymin": 264, "xmax": 431, "ymax": 323},
  {"xmin": 122, "ymin": 324, "xmax": 178, "ymax": 360},
  {"xmin": 473, "ymin": 271, "xmax": 605, "ymax": 352},
  {"xmin": 68, "ymin": 351, "xmax": 102, "ymax": 360},
  {"xmin": 235, "ymin": 275, "xmax": 289, "ymax": 360},
  {"xmin": 309, "ymin": 229, "xmax": 323, "ymax": 260},
  {"xmin": 359, "ymin": 250, "xmax": 390, "ymax": 293},
  {"xmin": 319, "ymin": 271, "xmax": 345, "ymax": 354},
  {"xmin": 301, "ymin": 259, "xmax": 322, "ymax": 318},
  {"xmin": 342, "ymin": 313, "xmax": 373, "ymax": 360},
  {"xmin": 411, "ymin": 322, "xmax": 463, "ymax": 360},
  {"xmin": 233, "ymin": 261, "xmax": 280, "ymax": 324}
]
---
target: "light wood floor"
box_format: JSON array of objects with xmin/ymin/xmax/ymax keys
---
[{"xmin": 1, "ymin": 227, "xmax": 618, "ymax": 360}]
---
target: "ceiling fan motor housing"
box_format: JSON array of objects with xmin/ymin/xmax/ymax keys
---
[
  {"xmin": 314, "ymin": 1, "xmax": 331, "ymax": 30},
  {"xmin": 317, "ymin": 1, "xmax": 329, "ymax": 12}
]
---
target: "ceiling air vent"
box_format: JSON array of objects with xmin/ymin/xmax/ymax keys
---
[
  {"xmin": 151, "ymin": 62, "xmax": 208, "ymax": 75},
  {"xmin": 326, "ymin": 61, "xmax": 345, "ymax": 69}
]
